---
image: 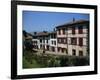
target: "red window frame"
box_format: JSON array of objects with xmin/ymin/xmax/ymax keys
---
[
  {"xmin": 79, "ymin": 38, "xmax": 83, "ymax": 46},
  {"xmin": 72, "ymin": 27, "xmax": 75, "ymax": 34},
  {"xmin": 78, "ymin": 29, "xmax": 83, "ymax": 34},
  {"xmin": 62, "ymin": 28, "xmax": 65, "ymax": 34},
  {"xmin": 71, "ymin": 38, "xmax": 77, "ymax": 45},
  {"xmin": 58, "ymin": 29, "xmax": 61, "ymax": 35}
]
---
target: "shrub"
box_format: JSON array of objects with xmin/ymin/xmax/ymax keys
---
[
  {"xmin": 59, "ymin": 56, "xmax": 69, "ymax": 66},
  {"xmin": 70, "ymin": 56, "xmax": 89, "ymax": 66}
]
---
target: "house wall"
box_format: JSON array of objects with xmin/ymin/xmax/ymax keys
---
[
  {"xmin": 32, "ymin": 39, "xmax": 40, "ymax": 49},
  {"xmin": 67, "ymin": 45, "xmax": 87, "ymax": 56},
  {"xmin": 56, "ymin": 23, "xmax": 88, "ymax": 56}
]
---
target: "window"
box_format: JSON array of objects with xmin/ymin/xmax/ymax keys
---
[
  {"xmin": 78, "ymin": 26, "xmax": 83, "ymax": 34},
  {"xmin": 54, "ymin": 41, "xmax": 56, "ymax": 45},
  {"xmin": 64, "ymin": 38, "xmax": 67, "ymax": 44},
  {"xmin": 64, "ymin": 39, "xmax": 66, "ymax": 43},
  {"xmin": 51, "ymin": 35, "xmax": 53, "ymax": 38},
  {"xmin": 62, "ymin": 28, "xmax": 65, "ymax": 34},
  {"xmin": 62, "ymin": 48, "xmax": 64, "ymax": 53},
  {"xmin": 72, "ymin": 27, "xmax": 75, "ymax": 34},
  {"xmin": 72, "ymin": 49, "xmax": 76, "ymax": 56},
  {"xmin": 71, "ymin": 38, "xmax": 77, "ymax": 45},
  {"xmin": 52, "ymin": 41, "xmax": 53, "ymax": 44},
  {"xmin": 40, "ymin": 39, "xmax": 42, "ymax": 43},
  {"xmin": 47, "ymin": 40, "xmax": 48, "ymax": 43},
  {"xmin": 40, "ymin": 44, "xmax": 42, "ymax": 49},
  {"xmin": 47, "ymin": 45, "xmax": 49, "ymax": 50},
  {"xmin": 57, "ymin": 39, "xmax": 59, "ymax": 43},
  {"xmin": 58, "ymin": 38, "xmax": 67, "ymax": 44},
  {"xmin": 58, "ymin": 47, "xmax": 60, "ymax": 52},
  {"xmin": 54, "ymin": 34, "xmax": 56, "ymax": 38},
  {"xmin": 79, "ymin": 51, "xmax": 83, "ymax": 56},
  {"xmin": 43, "ymin": 40, "xmax": 45, "ymax": 43},
  {"xmin": 79, "ymin": 38, "xmax": 83, "ymax": 46},
  {"xmin": 52, "ymin": 47, "xmax": 55, "ymax": 52},
  {"xmin": 51, "ymin": 34, "xmax": 56, "ymax": 38},
  {"xmin": 58, "ymin": 29, "xmax": 61, "ymax": 35},
  {"xmin": 36, "ymin": 45, "xmax": 38, "ymax": 49},
  {"xmin": 58, "ymin": 38, "xmax": 61, "ymax": 43},
  {"xmin": 61, "ymin": 39, "xmax": 64, "ymax": 43}
]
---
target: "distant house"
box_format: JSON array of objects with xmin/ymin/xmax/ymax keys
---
[
  {"xmin": 32, "ymin": 31, "xmax": 50, "ymax": 51},
  {"xmin": 56, "ymin": 19, "xmax": 89, "ymax": 56},
  {"xmin": 32, "ymin": 31, "xmax": 58, "ymax": 53},
  {"xmin": 32, "ymin": 37, "xmax": 39, "ymax": 49}
]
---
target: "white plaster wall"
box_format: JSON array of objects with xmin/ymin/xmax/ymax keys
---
[
  {"xmin": 49, "ymin": 39, "xmax": 57, "ymax": 46},
  {"xmin": 68, "ymin": 45, "xmax": 87, "ymax": 56}
]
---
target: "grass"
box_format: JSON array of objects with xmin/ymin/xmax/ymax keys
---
[{"xmin": 23, "ymin": 56, "xmax": 45, "ymax": 69}]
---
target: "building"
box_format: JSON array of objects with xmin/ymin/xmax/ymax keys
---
[
  {"xmin": 32, "ymin": 31, "xmax": 58, "ymax": 53},
  {"xmin": 32, "ymin": 36, "xmax": 39, "ymax": 49},
  {"xmin": 30, "ymin": 19, "xmax": 89, "ymax": 56},
  {"xmin": 32, "ymin": 31, "xmax": 50, "ymax": 51},
  {"xmin": 56, "ymin": 20, "xmax": 89, "ymax": 56},
  {"xmin": 49, "ymin": 31, "xmax": 57, "ymax": 52}
]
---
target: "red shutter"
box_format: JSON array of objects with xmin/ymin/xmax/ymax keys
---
[
  {"xmin": 79, "ymin": 38, "xmax": 83, "ymax": 46},
  {"xmin": 71, "ymin": 38, "xmax": 77, "ymax": 45},
  {"xmin": 78, "ymin": 26, "xmax": 83, "ymax": 34},
  {"xmin": 63, "ymin": 29, "xmax": 65, "ymax": 34},
  {"xmin": 79, "ymin": 29, "xmax": 83, "ymax": 34},
  {"xmin": 59, "ymin": 29, "xmax": 61, "ymax": 35},
  {"xmin": 72, "ymin": 28, "xmax": 75, "ymax": 34}
]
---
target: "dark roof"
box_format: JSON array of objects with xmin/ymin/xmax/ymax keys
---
[
  {"xmin": 32, "ymin": 32, "xmax": 49, "ymax": 37},
  {"xmin": 56, "ymin": 20, "xmax": 89, "ymax": 29},
  {"xmin": 23, "ymin": 30, "xmax": 33, "ymax": 37},
  {"xmin": 32, "ymin": 31, "xmax": 57, "ymax": 37},
  {"xmin": 49, "ymin": 31, "xmax": 56, "ymax": 34}
]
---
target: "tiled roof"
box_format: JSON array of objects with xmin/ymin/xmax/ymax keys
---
[
  {"xmin": 32, "ymin": 31, "xmax": 57, "ymax": 37},
  {"xmin": 49, "ymin": 31, "xmax": 56, "ymax": 34},
  {"xmin": 56, "ymin": 20, "xmax": 89, "ymax": 28},
  {"xmin": 32, "ymin": 32, "xmax": 49, "ymax": 37}
]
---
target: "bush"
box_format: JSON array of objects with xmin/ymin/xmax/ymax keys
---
[
  {"xmin": 69, "ymin": 56, "xmax": 89, "ymax": 66},
  {"xmin": 24, "ymin": 40, "xmax": 33, "ymax": 51},
  {"xmin": 23, "ymin": 50, "xmax": 89, "ymax": 68},
  {"xmin": 59, "ymin": 56, "xmax": 69, "ymax": 66}
]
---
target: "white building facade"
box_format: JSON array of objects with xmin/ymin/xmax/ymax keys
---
[{"xmin": 49, "ymin": 32, "xmax": 57, "ymax": 52}]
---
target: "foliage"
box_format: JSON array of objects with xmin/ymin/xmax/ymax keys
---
[
  {"xmin": 24, "ymin": 40, "xmax": 33, "ymax": 51},
  {"xmin": 23, "ymin": 50, "xmax": 89, "ymax": 68}
]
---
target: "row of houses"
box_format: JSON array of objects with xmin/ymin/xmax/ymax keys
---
[
  {"xmin": 32, "ymin": 31, "xmax": 57, "ymax": 52},
  {"xmin": 26, "ymin": 19, "xmax": 89, "ymax": 56}
]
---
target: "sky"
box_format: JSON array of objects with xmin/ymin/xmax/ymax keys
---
[{"xmin": 23, "ymin": 11, "xmax": 89, "ymax": 33}]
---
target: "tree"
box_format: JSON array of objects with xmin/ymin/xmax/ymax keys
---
[
  {"xmin": 23, "ymin": 30, "xmax": 33, "ymax": 51},
  {"xmin": 23, "ymin": 30, "xmax": 27, "ymax": 37}
]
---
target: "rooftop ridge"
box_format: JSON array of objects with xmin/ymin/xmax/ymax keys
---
[{"xmin": 56, "ymin": 19, "xmax": 89, "ymax": 28}]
